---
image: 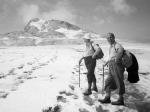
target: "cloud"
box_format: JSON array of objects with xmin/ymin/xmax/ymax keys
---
[
  {"xmin": 93, "ymin": 15, "xmax": 114, "ymax": 26},
  {"xmin": 95, "ymin": 0, "xmax": 136, "ymax": 16},
  {"xmin": 18, "ymin": 4, "xmax": 39, "ymax": 24},
  {"xmin": 110, "ymin": 0, "xmax": 136, "ymax": 15},
  {"xmin": 18, "ymin": 0, "xmax": 77, "ymax": 24},
  {"xmin": 93, "ymin": 0, "xmax": 135, "ymax": 27},
  {"xmin": 93, "ymin": 16, "xmax": 105, "ymax": 25},
  {"xmin": 42, "ymin": 0, "xmax": 76, "ymax": 24}
]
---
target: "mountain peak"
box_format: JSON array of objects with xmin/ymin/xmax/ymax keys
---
[
  {"xmin": 0, "ymin": 18, "xmax": 102, "ymax": 46},
  {"xmin": 24, "ymin": 18, "xmax": 80, "ymax": 34}
]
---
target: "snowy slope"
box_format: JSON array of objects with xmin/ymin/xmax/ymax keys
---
[{"xmin": 0, "ymin": 41, "xmax": 150, "ymax": 112}]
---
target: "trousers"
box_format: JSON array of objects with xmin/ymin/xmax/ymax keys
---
[
  {"xmin": 105, "ymin": 60, "xmax": 125, "ymax": 95},
  {"xmin": 84, "ymin": 56, "xmax": 96, "ymax": 84}
]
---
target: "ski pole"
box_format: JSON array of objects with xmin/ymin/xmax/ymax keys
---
[
  {"xmin": 79, "ymin": 63, "xmax": 81, "ymax": 88},
  {"xmin": 102, "ymin": 65, "xmax": 105, "ymax": 95}
]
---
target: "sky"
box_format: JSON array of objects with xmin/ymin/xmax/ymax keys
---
[{"xmin": 0, "ymin": 0, "xmax": 150, "ymax": 43}]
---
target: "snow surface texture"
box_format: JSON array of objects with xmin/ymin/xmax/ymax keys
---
[{"xmin": 0, "ymin": 42, "xmax": 150, "ymax": 112}]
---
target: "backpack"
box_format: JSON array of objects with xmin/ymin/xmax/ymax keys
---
[
  {"xmin": 126, "ymin": 53, "xmax": 139, "ymax": 83},
  {"xmin": 114, "ymin": 44, "xmax": 139, "ymax": 83},
  {"xmin": 91, "ymin": 44, "xmax": 104, "ymax": 59},
  {"xmin": 113, "ymin": 44, "xmax": 132, "ymax": 68},
  {"xmin": 122, "ymin": 50, "xmax": 133, "ymax": 68}
]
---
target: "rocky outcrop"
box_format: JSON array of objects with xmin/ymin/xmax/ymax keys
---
[{"xmin": 0, "ymin": 18, "xmax": 102, "ymax": 46}]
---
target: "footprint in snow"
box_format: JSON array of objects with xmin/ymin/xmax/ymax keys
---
[
  {"xmin": 27, "ymin": 62, "xmax": 33, "ymax": 65},
  {"xmin": 27, "ymin": 76, "xmax": 37, "ymax": 80},
  {"xmin": 32, "ymin": 66, "xmax": 38, "ymax": 70},
  {"xmin": 39, "ymin": 62, "xmax": 48, "ymax": 66},
  {"xmin": 69, "ymin": 85, "xmax": 75, "ymax": 91},
  {"xmin": 0, "ymin": 91, "xmax": 9, "ymax": 99},
  {"xmin": 49, "ymin": 75, "xmax": 56, "ymax": 80},
  {"xmin": 83, "ymin": 95, "xmax": 95, "ymax": 106},
  {"xmin": 42, "ymin": 105, "xmax": 61, "ymax": 112},
  {"xmin": 8, "ymin": 68, "xmax": 16, "ymax": 75},
  {"xmin": 57, "ymin": 95, "xmax": 67, "ymax": 103},
  {"xmin": 18, "ymin": 64, "xmax": 24, "ymax": 69},
  {"xmin": 0, "ymin": 73, "xmax": 5, "ymax": 79},
  {"xmin": 23, "ymin": 70, "xmax": 33, "ymax": 75},
  {"xmin": 59, "ymin": 90, "xmax": 74, "ymax": 96},
  {"xmin": 79, "ymin": 108, "xmax": 90, "ymax": 112},
  {"xmin": 59, "ymin": 85, "xmax": 79, "ymax": 100}
]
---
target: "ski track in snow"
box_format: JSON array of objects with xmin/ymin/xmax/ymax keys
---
[{"xmin": 0, "ymin": 45, "xmax": 150, "ymax": 112}]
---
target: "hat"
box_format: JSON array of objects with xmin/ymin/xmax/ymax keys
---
[{"xmin": 83, "ymin": 33, "xmax": 91, "ymax": 40}]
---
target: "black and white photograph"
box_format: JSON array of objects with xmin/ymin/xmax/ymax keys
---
[{"xmin": 0, "ymin": 0, "xmax": 150, "ymax": 112}]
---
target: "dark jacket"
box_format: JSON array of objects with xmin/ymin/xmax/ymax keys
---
[{"xmin": 126, "ymin": 53, "xmax": 139, "ymax": 83}]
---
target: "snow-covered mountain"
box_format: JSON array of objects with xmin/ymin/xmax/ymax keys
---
[{"xmin": 0, "ymin": 18, "xmax": 102, "ymax": 46}]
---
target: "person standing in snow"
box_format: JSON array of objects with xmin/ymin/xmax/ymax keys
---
[
  {"xmin": 79, "ymin": 33, "xmax": 103, "ymax": 95},
  {"xmin": 99, "ymin": 33, "xmax": 125, "ymax": 105}
]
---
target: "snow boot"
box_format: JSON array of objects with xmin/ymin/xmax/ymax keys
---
[
  {"xmin": 84, "ymin": 81, "xmax": 92, "ymax": 95},
  {"xmin": 91, "ymin": 86, "xmax": 98, "ymax": 92},
  {"xmin": 91, "ymin": 81, "xmax": 98, "ymax": 92},
  {"xmin": 111, "ymin": 96, "xmax": 124, "ymax": 105},
  {"xmin": 83, "ymin": 89, "xmax": 92, "ymax": 96},
  {"xmin": 98, "ymin": 96, "xmax": 111, "ymax": 103}
]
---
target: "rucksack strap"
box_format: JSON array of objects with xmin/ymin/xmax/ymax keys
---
[{"xmin": 90, "ymin": 43, "xmax": 95, "ymax": 52}]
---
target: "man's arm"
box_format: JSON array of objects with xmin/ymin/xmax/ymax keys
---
[
  {"xmin": 92, "ymin": 44, "xmax": 103, "ymax": 59},
  {"xmin": 115, "ymin": 44, "xmax": 124, "ymax": 62}
]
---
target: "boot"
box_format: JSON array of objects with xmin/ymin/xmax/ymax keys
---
[
  {"xmin": 91, "ymin": 86, "xmax": 98, "ymax": 92},
  {"xmin": 83, "ymin": 89, "xmax": 92, "ymax": 96},
  {"xmin": 111, "ymin": 95, "xmax": 124, "ymax": 105},
  {"xmin": 84, "ymin": 81, "xmax": 92, "ymax": 96},
  {"xmin": 98, "ymin": 96, "xmax": 111, "ymax": 103},
  {"xmin": 91, "ymin": 79, "xmax": 98, "ymax": 92},
  {"xmin": 91, "ymin": 82, "xmax": 98, "ymax": 92}
]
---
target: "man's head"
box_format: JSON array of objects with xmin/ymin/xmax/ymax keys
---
[
  {"xmin": 106, "ymin": 33, "xmax": 115, "ymax": 45},
  {"xmin": 83, "ymin": 33, "xmax": 91, "ymax": 43}
]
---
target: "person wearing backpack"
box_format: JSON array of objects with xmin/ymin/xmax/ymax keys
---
[
  {"xmin": 99, "ymin": 33, "xmax": 125, "ymax": 105},
  {"xmin": 79, "ymin": 33, "xmax": 104, "ymax": 95}
]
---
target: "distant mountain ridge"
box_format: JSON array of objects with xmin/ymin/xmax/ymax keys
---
[{"xmin": 0, "ymin": 18, "xmax": 102, "ymax": 46}]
